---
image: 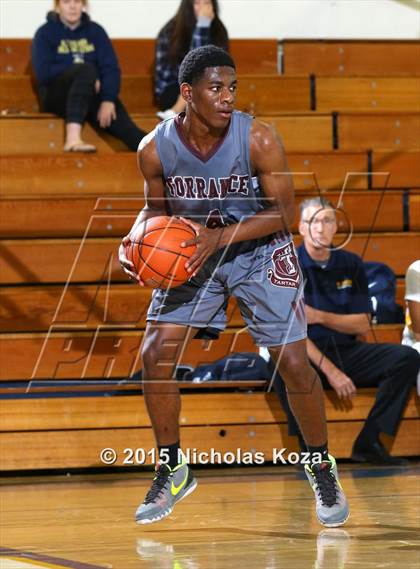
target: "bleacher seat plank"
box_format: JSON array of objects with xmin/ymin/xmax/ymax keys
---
[
  {"xmin": 1, "ymin": 75, "xmax": 311, "ymax": 116},
  {"xmin": 115, "ymin": 39, "xmax": 280, "ymax": 76},
  {"xmin": 0, "ymin": 153, "xmax": 140, "ymax": 194},
  {"xmin": 316, "ymin": 77, "xmax": 420, "ymax": 112},
  {"xmin": 0, "ymin": 114, "xmax": 332, "ymax": 155},
  {"xmin": 0, "ymin": 150, "xmax": 369, "ymax": 200},
  {"xmin": 0, "ymin": 189, "xmax": 407, "ymax": 240},
  {"xmin": 0, "ymin": 418, "xmax": 417, "ymax": 470},
  {"xmin": 0, "ymin": 329, "xmax": 257, "ymax": 382},
  {"xmin": 371, "ymin": 151, "xmax": 420, "ymax": 188},
  {"xmin": 1, "ymin": 232, "xmax": 417, "ymax": 284},
  {"xmin": 0, "ymin": 75, "xmax": 39, "ymax": 112},
  {"xmin": 409, "ymin": 192, "xmax": 420, "ymax": 230},
  {"xmin": 0, "ymin": 285, "xmax": 244, "ymax": 332},
  {"xmin": 2, "ymin": 114, "xmax": 417, "ymax": 157},
  {"xmin": 260, "ymin": 114, "xmax": 333, "ymax": 152},
  {"xmin": 295, "ymin": 190, "xmax": 405, "ymax": 231},
  {"xmin": 0, "ymin": 197, "xmax": 138, "ymax": 238},
  {"xmin": 0, "ymin": 75, "xmax": 157, "ymax": 114},
  {"xmin": 396, "ymin": 279, "xmax": 405, "ymax": 307},
  {"xmin": 0, "ymin": 325, "xmax": 407, "ymax": 383},
  {"xmin": 0, "ymin": 379, "xmax": 264, "ymax": 396},
  {"xmin": 1, "ymin": 390, "xmax": 417, "ymax": 432},
  {"xmin": 0, "ymin": 393, "xmax": 288, "ymax": 431},
  {"xmin": 119, "ymin": 75, "xmax": 156, "ymax": 112},
  {"xmin": 0, "ymin": 423, "xmax": 293, "ymax": 470},
  {"xmin": 0, "ymin": 38, "xmax": 279, "ymax": 76},
  {"xmin": 364, "ymin": 325, "xmax": 404, "ymax": 345},
  {"xmin": 287, "ymin": 152, "xmax": 368, "ymax": 190},
  {"xmin": 230, "ymin": 39, "xmax": 279, "ymax": 74},
  {"xmin": 0, "ymin": 116, "xmax": 147, "ymax": 154},
  {"xmin": 336, "ymin": 232, "xmax": 420, "ymax": 276},
  {"xmin": 0, "ymin": 117, "xmax": 63, "ymax": 154},
  {"xmin": 282, "ymin": 40, "xmax": 420, "ymax": 76},
  {"xmin": 6, "ymin": 39, "xmax": 419, "ymax": 79},
  {"xmin": 0, "ymin": 39, "xmax": 32, "ymax": 74},
  {"xmin": 0, "ymin": 236, "xmax": 123, "ymax": 284},
  {"xmin": 112, "ymin": 38, "xmax": 155, "ymax": 75},
  {"xmin": 235, "ymin": 76, "xmax": 310, "ymax": 113},
  {"xmin": 1, "ymin": 114, "xmax": 334, "ymax": 156},
  {"xmin": 338, "ymin": 112, "xmax": 420, "ymax": 151},
  {"xmin": 0, "ymin": 283, "xmax": 409, "ymax": 334}
]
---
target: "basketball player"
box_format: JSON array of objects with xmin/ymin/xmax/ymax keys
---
[{"xmin": 119, "ymin": 46, "xmax": 349, "ymax": 527}]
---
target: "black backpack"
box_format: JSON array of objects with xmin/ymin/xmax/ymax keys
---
[
  {"xmin": 364, "ymin": 262, "xmax": 404, "ymax": 324},
  {"xmin": 183, "ymin": 352, "xmax": 270, "ymax": 383}
]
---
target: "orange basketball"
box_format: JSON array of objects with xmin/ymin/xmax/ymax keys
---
[{"xmin": 124, "ymin": 216, "xmax": 197, "ymax": 288}]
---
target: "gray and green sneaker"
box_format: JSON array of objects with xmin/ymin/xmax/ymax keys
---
[
  {"xmin": 305, "ymin": 455, "xmax": 349, "ymax": 527},
  {"xmin": 135, "ymin": 461, "xmax": 197, "ymax": 524}
]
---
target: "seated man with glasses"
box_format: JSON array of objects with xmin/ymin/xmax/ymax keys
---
[{"xmin": 266, "ymin": 197, "xmax": 419, "ymax": 465}]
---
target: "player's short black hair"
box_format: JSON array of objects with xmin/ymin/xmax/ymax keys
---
[{"xmin": 178, "ymin": 45, "xmax": 236, "ymax": 86}]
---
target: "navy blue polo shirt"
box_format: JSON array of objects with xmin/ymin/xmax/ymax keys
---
[{"xmin": 297, "ymin": 244, "xmax": 371, "ymax": 348}]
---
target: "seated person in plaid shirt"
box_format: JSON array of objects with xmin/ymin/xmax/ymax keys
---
[{"xmin": 154, "ymin": 0, "xmax": 229, "ymax": 120}]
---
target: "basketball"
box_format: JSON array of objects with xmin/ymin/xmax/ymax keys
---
[{"xmin": 124, "ymin": 216, "xmax": 197, "ymax": 288}]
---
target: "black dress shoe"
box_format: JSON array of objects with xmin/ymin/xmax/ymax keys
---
[{"xmin": 351, "ymin": 440, "xmax": 409, "ymax": 466}]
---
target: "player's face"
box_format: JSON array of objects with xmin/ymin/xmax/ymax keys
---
[
  {"xmin": 190, "ymin": 66, "xmax": 237, "ymax": 129},
  {"xmin": 299, "ymin": 206, "xmax": 337, "ymax": 250},
  {"xmin": 57, "ymin": 0, "xmax": 84, "ymax": 26}
]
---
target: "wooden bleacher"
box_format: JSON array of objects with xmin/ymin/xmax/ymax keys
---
[
  {"xmin": 282, "ymin": 40, "xmax": 420, "ymax": 76},
  {"xmin": 410, "ymin": 192, "xmax": 420, "ymax": 230},
  {"xmin": 316, "ymin": 77, "xmax": 420, "ymax": 113},
  {"xmin": 1, "ymin": 114, "xmax": 334, "ymax": 154},
  {"xmin": 0, "ymin": 282, "xmax": 412, "ymax": 334},
  {"xmin": 1, "ymin": 151, "xmax": 419, "ymax": 197},
  {"xmin": 0, "ymin": 37, "xmax": 419, "ymax": 470},
  {"xmin": 2, "ymin": 187, "xmax": 416, "ymax": 237},
  {"xmin": 0, "ymin": 38, "xmax": 280, "ymax": 76},
  {"xmin": 3, "ymin": 75, "xmax": 420, "ymax": 115},
  {"xmin": 0, "ymin": 325, "xmax": 409, "ymax": 384},
  {"xmin": 0, "ymin": 74, "xmax": 314, "ymax": 115},
  {"xmin": 1, "ymin": 232, "xmax": 417, "ymax": 285},
  {"xmin": 0, "ymin": 390, "xmax": 418, "ymax": 470},
  {"xmin": 2, "ymin": 113, "xmax": 419, "ymax": 154},
  {"xmin": 371, "ymin": 150, "xmax": 420, "ymax": 188},
  {"xmin": 337, "ymin": 112, "xmax": 420, "ymax": 151}
]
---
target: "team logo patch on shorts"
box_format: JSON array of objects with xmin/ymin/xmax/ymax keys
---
[{"xmin": 268, "ymin": 243, "xmax": 301, "ymax": 288}]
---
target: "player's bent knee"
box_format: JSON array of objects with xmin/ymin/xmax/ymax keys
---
[
  {"xmin": 273, "ymin": 350, "xmax": 305, "ymax": 377},
  {"xmin": 276, "ymin": 357, "xmax": 318, "ymax": 393},
  {"xmin": 141, "ymin": 344, "xmax": 162, "ymax": 375}
]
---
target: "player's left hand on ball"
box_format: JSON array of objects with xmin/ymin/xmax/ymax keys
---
[
  {"xmin": 179, "ymin": 217, "xmax": 223, "ymax": 276},
  {"xmin": 119, "ymin": 236, "xmax": 144, "ymax": 286}
]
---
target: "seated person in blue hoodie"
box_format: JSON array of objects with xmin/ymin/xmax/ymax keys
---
[{"xmin": 32, "ymin": 0, "xmax": 146, "ymax": 152}]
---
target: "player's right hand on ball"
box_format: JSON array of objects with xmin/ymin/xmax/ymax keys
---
[{"xmin": 119, "ymin": 236, "xmax": 144, "ymax": 286}]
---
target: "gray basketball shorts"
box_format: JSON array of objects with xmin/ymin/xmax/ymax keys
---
[{"xmin": 146, "ymin": 237, "xmax": 307, "ymax": 347}]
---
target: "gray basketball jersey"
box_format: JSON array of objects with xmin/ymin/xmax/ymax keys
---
[
  {"xmin": 148, "ymin": 111, "xmax": 306, "ymax": 346},
  {"xmin": 154, "ymin": 110, "xmax": 266, "ymax": 228}
]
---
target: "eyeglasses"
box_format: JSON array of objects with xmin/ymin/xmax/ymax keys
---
[{"xmin": 302, "ymin": 217, "xmax": 335, "ymax": 226}]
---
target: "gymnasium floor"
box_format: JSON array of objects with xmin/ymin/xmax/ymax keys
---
[{"xmin": 1, "ymin": 463, "xmax": 419, "ymax": 569}]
